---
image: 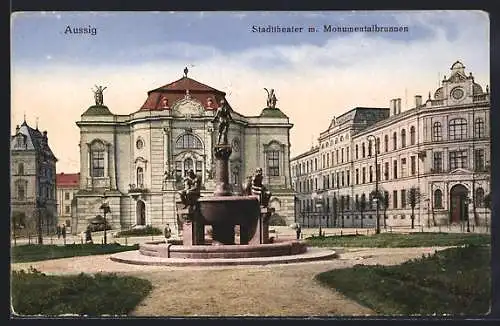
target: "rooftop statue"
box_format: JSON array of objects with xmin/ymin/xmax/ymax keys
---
[
  {"xmin": 92, "ymin": 85, "xmax": 107, "ymax": 106},
  {"xmin": 264, "ymin": 88, "xmax": 278, "ymax": 108}
]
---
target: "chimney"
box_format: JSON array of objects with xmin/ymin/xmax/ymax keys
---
[
  {"xmin": 396, "ymin": 98, "xmax": 402, "ymax": 114},
  {"xmin": 390, "ymin": 99, "xmax": 396, "ymax": 116},
  {"xmin": 15, "ymin": 125, "xmax": 20, "ymax": 134},
  {"xmin": 43, "ymin": 131, "xmax": 48, "ymax": 144},
  {"xmin": 415, "ymin": 95, "xmax": 422, "ymax": 107}
]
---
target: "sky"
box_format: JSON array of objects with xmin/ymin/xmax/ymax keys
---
[{"xmin": 11, "ymin": 11, "xmax": 490, "ymax": 173}]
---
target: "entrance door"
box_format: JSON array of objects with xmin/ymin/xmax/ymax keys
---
[
  {"xmin": 450, "ymin": 184, "xmax": 468, "ymax": 224},
  {"xmin": 136, "ymin": 201, "xmax": 146, "ymax": 225}
]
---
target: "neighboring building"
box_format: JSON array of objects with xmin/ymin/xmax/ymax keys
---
[
  {"xmin": 56, "ymin": 172, "xmax": 80, "ymax": 229},
  {"xmin": 10, "ymin": 121, "xmax": 58, "ymax": 236},
  {"xmin": 72, "ymin": 70, "xmax": 295, "ymax": 234},
  {"xmin": 291, "ymin": 61, "xmax": 490, "ymax": 228}
]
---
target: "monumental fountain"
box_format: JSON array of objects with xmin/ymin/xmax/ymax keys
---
[{"xmin": 111, "ymin": 93, "xmax": 336, "ymax": 266}]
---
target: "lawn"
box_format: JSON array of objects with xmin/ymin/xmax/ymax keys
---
[
  {"xmin": 306, "ymin": 232, "xmax": 490, "ymax": 248},
  {"xmin": 315, "ymin": 245, "xmax": 491, "ymax": 315},
  {"xmin": 11, "ymin": 244, "xmax": 139, "ymax": 263},
  {"xmin": 11, "ymin": 267, "xmax": 153, "ymax": 316}
]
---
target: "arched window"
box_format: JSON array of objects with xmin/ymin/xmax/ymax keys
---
[
  {"xmin": 475, "ymin": 188, "xmax": 485, "ymax": 207},
  {"xmin": 91, "ymin": 140, "xmax": 105, "ymax": 178},
  {"xmin": 362, "ymin": 143, "xmax": 366, "ymax": 158},
  {"xmin": 401, "ymin": 129, "xmax": 406, "ymax": 148},
  {"xmin": 18, "ymin": 163, "xmax": 24, "ymax": 175},
  {"xmin": 449, "ymin": 118, "xmax": 467, "ymax": 140},
  {"xmin": 384, "ymin": 135, "xmax": 389, "ymax": 152},
  {"xmin": 175, "ymin": 134, "xmax": 202, "ymax": 149},
  {"xmin": 434, "ymin": 189, "xmax": 443, "ymax": 208},
  {"xmin": 17, "ymin": 183, "xmax": 25, "ymax": 200},
  {"xmin": 433, "ymin": 122, "xmax": 442, "ymax": 141},
  {"xmin": 368, "ymin": 140, "xmax": 372, "ymax": 157},
  {"xmin": 376, "ymin": 137, "xmax": 380, "ymax": 154},
  {"xmin": 136, "ymin": 167, "xmax": 144, "ymax": 187},
  {"xmin": 392, "ymin": 132, "xmax": 397, "ymax": 150},
  {"xmin": 474, "ymin": 118, "xmax": 485, "ymax": 138},
  {"xmin": 355, "ymin": 145, "xmax": 359, "ymax": 159},
  {"xmin": 410, "ymin": 126, "xmax": 416, "ymax": 145}
]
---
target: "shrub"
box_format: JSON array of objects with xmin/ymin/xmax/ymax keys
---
[
  {"xmin": 268, "ymin": 213, "xmax": 287, "ymax": 226},
  {"xmin": 115, "ymin": 225, "xmax": 163, "ymax": 237}
]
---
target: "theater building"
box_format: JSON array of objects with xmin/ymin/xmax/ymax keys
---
[
  {"xmin": 291, "ymin": 61, "xmax": 490, "ymax": 228},
  {"xmin": 72, "ymin": 70, "xmax": 295, "ymax": 234}
]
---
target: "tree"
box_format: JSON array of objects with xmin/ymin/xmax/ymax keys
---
[
  {"xmin": 407, "ymin": 187, "xmax": 422, "ymax": 229},
  {"xmin": 359, "ymin": 194, "xmax": 367, "ymax": 228},
  {"xmin": 332, "ymin": 197, "xmax": 338, "ymax": 227}
]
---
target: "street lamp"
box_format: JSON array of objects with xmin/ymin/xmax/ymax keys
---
[
  {"xmin": 100, "ymin": 194, "xmax": 111, "ymax": 245},
  {"xmin": 367, "ymin": 134, "xmax": 380, "ymax": 234}
]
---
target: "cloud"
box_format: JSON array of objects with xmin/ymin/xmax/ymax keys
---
[{"xmin": 11, "ymin": 11, "xmax": 489, "ymax": 173}]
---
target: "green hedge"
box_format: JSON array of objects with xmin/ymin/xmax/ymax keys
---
[
  {"xmin": 11, "ymin": 267, "xmax": 152, "ymax": 316},
  {"xmin": 115, "ymin": 225, "xmax": 163, "ymax": 237}
]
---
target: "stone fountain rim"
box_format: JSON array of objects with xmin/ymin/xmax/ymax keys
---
[{"xmin": 198, "ymin": 195, "xmax": 259, "ymax": 202}]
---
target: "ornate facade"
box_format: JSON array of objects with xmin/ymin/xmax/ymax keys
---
[
  {"xmin": 10, "ymin": 121, "xmax": 58, "ymax": 235},
  {"xmin": 72, "ymin": 72, "xmax": 295, "ymax": 234},
  {"xmin": 291, "ymin": 61, "xmax": 491, "ymax": 228}
]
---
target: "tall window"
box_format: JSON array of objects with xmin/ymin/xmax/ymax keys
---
[
  {"xmin": 18, "ymin": 163, "xmax": 24, "ymax": 175},
  {"xmin": 175, "ymin": 161, "xmax": 182, "ymax": 177},
  {"xmin": 137, "ymin": 167, "xmax": 144, "ymax": 187},
  {"xmin": 368, "ymin": 141, "xmax": 372, "ymax": 157},
  {"xmin": 341, "ymin": 171, "xmax": 345, "ymax": 187},
  {"xmin": 362, "ymin": 167, "xmax": 366, "ymax": 184},
  {"xmin": 384, "ymin": 135, "xmax": 389, "ymax": 152},
  {"xmin": 401, "ymin": 129, "xmax": 406, "ymax": 148},
  {"xmin": 449, "ymin": 150, "xmax": 468, "ymax": 170},
  {"xmin": 474, "ymin": 118, "xmax": 485, "ymax": 138},
  {"xmin": 336, "ymin": 172, "xmax": 340, "ymax": 189},
  {"xmin": 176, "ymin": 134, "xmax": 202, "ymax": 149},
  {"xmin": 376, "ymin": 137, "xmax": 380, "ymax": 154},
  {"xmin": 401, "ymin": 189, "xmax": 407, "ymax": 208},
  {"xmin": 476, "ymin": 188, "xmax": 485, "ymax": 208},
  {"xmin": 433, "ymin": 152, "xmax": 443, "ymax": 172},
  {"xmin": 362, "ymin": 143, "xmax": 366, "ymax": 158},
  {"xmin": 341, "ymin": 148, "xmax": 344, "ymax": 163},
  {"xmin": 474, "ymin": 149, "xmax": 485, "ymax": 171},
  {"xmin": 184, "ymin": 158, "xmax": 194, "ymax": 176},
  {"xmin": 315, "ymin": 158, "xmax": 317, "ymax": 171},
  {"xmin": 355, "ymin": 145, "xmax": 359, "ymax": 160},
  {"xmin": 401, "ymin": 158, "xmax": 407, "ymax": 177},
  {"xmin": 410, "ymin": 156, "xmax": 416, "ymax": 175},
  {"xmin": 410, "ymin": 126, "xmax": 416, "ymax": 145},
  {"xmin": 355, "ymin": 168, "xmax": 359, "ymax": 184},
  {"xmin": 393, "ymin": 160, "xmax": 398, "ymax": 179},
  {"xmin": 346, "ymin": 171, "xmax": 350, "ymax": 186},
  {"xmin": 336, "ymin": 150, "xmax": 339, "ymax": 164},
  {"xmin": 17, "ymin": 183, "xmax": 25, "ymax": 200},
  {"xmin": 196, "ymin": 161, "xmax": 203, "ymax": 177},
  {"xmin": 91, "ymin": 141, "xmax": 105, "ymax": 178},
  {"xmin": 65, "ymin": 192, "xmax": 70, "ymax": 200},
  {"xmin": 369, "ymin": 166, "xmax": 373, "ymax": 183},
  {"xmin": 434, "ymin": 189, "xmax": 443, "ymax": 208},
  {"xmin": 268, "ymin": 151, "xmax": 280, "ymax": 176},
  {"xmin": 433, "ymin": 122, "xmax": 442, "ymax": 141},
  {"xmin": 393, "ymin": 132, "xmax": 397, "ymax": 150},
  {"xmin": 326, "ymin": 153, "xmax": 330, "ymax": 167},
  {"xmin": 449, "ymin": 118, "xmax": 467, "ymax": 140},
  {"xmin": 384, "ymin": 162, "xmax": 389, "ymax": 180},
  {"xmin": 346, "ymin": 147, "xmax": 350, "ymax": 161},
  {"xmin": 393, "ymin": 190, "xmax": 398, "ymax": 208}
]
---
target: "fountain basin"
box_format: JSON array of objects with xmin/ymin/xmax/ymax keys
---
[{"xmin": 198, "ymin": 195, "xmax": 260, "ymax": 225}]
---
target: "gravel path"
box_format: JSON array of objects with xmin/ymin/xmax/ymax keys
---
[{"xmin": 11, "ymin": 246, "xmax": 450, "ymax": 316}]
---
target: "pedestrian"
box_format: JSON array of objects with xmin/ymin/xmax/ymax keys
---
[
  {"xmin": 296, "ymin": 224, "xmax": 302, "ymax": 240},
  {"xmin": 56, "ymin": 225, "xmax": 61, "ymax": 239},
  {"xmin": 62, "ymin": 224, "xmax": 66, "ymax": 240},
  {"xmin": 85, "ymin": 226, "xmax": 93, "ymax": 244},
  {"xmin": 164, "ymin": 224, "xmax": 172, "ymax": 240}
]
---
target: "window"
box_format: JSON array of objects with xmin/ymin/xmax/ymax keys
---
[
  {"xmin": 346, "ymin": 195, "xmax": 350, "ymax": 210},
  {"xmin": 355, "ymin": 145, "xmax": 359, "ymax": 160},
  {"xmin": 410, "ymin": 126, "xmax": 416, "ymax": 145},
  {"xmin": 315, "ymin": 178, "xmax": 318, "ymax": 190},
  {"xmin": 327, "ymin": 153, "xmax": 330, "ymax": 167},
  {"xmin": 393, "ymin": 160, "xmax": 398, "ymax": 179},
  {"xmin": 336, "ymin": 150, "xmax": 339, "ymax": 164},
  {"xmin": 65, "ymin": 205, "xmax": 70, "ymax": 214},
  {"xmin": 401, "ymin": 189, "xmax": 407, "ymax": 208},
  {"xmin": 384, "ymin": 191, "xmax": 389, "ymax": 211},
  {"xmin": 434, "ymin": 189, "xmax": 443, "ymax": 208},
  {"xmin": 474, "ymin": 118, "xmax": 485, "ymax": 138},
  {"xmin": 346, "ymin": 171, "xmax": 350, "ymax": 186},
  {"xmin": 18, "ymin": 163, "xmax": 24, "ymax": 175},
  {"xmin": 376, "ymin": 137, "xmax": 380, "ymax": 154},
  {"xmin": 137, "ymin": 167, "xmax": 144, "ymax": 187},
  {"xmin": 341, "ymin": 171, "xmax": 345, "ymax": 187},
  {"xmin": 175, "ymin": 161, "xmax": 182, "ymax": 177},
  {"xmin": 341, "ymin": 148, "xmax": 344, "ymax": 163},
  {"xmin": 401, "ymin": 158, "xmax": 407, "ymax": 177},
  {"xmin": 362, "ymin": 167, "xmax": 366, "ymax": 184},
  {"xmin": 65, "ymin": 192, "xmax": 70, "ymax": 200},
  {"xmin": 369, "ymin": 166, "xmax": 373, "ymax": 183},
  {"xmin": 331, "ymin": 173, "xmax": 335, "ymax": 188},
  {"xmin": 433, "ymin": 122, "xmax": 442, "ymax": 141},
  {"xmin": 384, "ymin": 135, "xmax": 389, "ymax": 152},
  {"xmin": 384, "ymin": 162, "xmax": 389, "ymax": 180},
  {"xmin": 362, "ymin": 143, "xmax": 366, "ymax": 158},
  {"xmin": 17, "ymin": 183, "xmax": 25, "ymax": 200},
  {"xmin": 346, "ymin": 147, "xmax": 350, "ymax": 161},
  {"xmin": 410, "ymin": 156, "xmax": 416, "ymax": 175},
  {"xmin": 449, "ymin": 150, "xmax": 468, "ymax": 170},
  {"xmin": 474, "ymin": 149, "xmax": 485, "ymax": 171},
  {"xmin": 433, "ymin": 152, "xmax": 443, "ymax": 172},
  {"xmin": 393, "ymin": 190, "xmax": 398, "ymax": 208},
  {"xmin": 377, "ymin": 163, "xmax": 381, "ymax": 181},
  {"xmin": 175, "ymin": 134, "xmax": 202, "ymax": 149},
  {"xmin": 268, "ymin": 151, "xmax": 280, "ymax": 176},
  {"xmin": 449, "ymin": 118, "xmax": 467, "ymax": 140},
  {"xmin": 91, "ymin": 141, "xmax": 105, "ymax": 178},
  {"xmin": 401, "ymin": 129, "xmax": 406, "ymax": 148},
  {"xmin": 393, "ymin": 132, "xmax": 397, "ymax": 150},
  {"xmin": 355, "ymin": 168, "xmax": 359, "ymax": 184},
  {"xmin": 368, "ymin": 140, "xmax": 372, "ymax": 157},
  {"xmin": 475, "ymin": 188, "xmax": 485, "ymax": 207},
  {"xmin": 336, "ymin": 172, "xmax": 340, "ymax": 188},
  {"xmin": 315, "ymin": 158, "xmax": 317, "ymax": 171}
]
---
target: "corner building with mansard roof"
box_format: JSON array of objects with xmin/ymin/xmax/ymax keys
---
[
  {"xmin": 72, "ymin": 71, "xmax": 295, "ymax": 234},
  {"xmin": 291, "ymin": 61, "xmax": 490, "ymax": 229}
]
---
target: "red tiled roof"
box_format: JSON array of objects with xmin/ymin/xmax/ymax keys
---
[
  {"xmin": 150, "ymin": 76, "xmax": 225, "ymax": 94},
  {"xmin": 56, "ymin": 173, "xmax": 80, "ymax": 188}
]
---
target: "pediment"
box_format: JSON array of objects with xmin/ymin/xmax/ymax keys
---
[
  {"xmin": 449, "ymin": 168, "xmax": 471, "ymax": 175},
  {"xmin": 172, "ymin": 98, "xmax": 205, "ymax": 118},
  {"xmin": 448, "ymin": 72, "xmax": 467, "ymax": 83}
]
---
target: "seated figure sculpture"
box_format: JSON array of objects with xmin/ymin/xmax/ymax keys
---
[
  {"xmin": 178, "ymin": 169, "xmax": 201, "ymax": 209},
  {"xmin": 247, "ymin": 168, "xmax": 272, "ymax": 207}
]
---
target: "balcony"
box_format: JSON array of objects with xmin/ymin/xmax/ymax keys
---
[{"xmin": 128, "ymin": 184, "xmax": 149, "ymax": 194}]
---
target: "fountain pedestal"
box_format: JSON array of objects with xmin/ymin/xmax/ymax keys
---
[{"xmin": 177, "ymin": 204, "xmax": 204, "ymax": 245}]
